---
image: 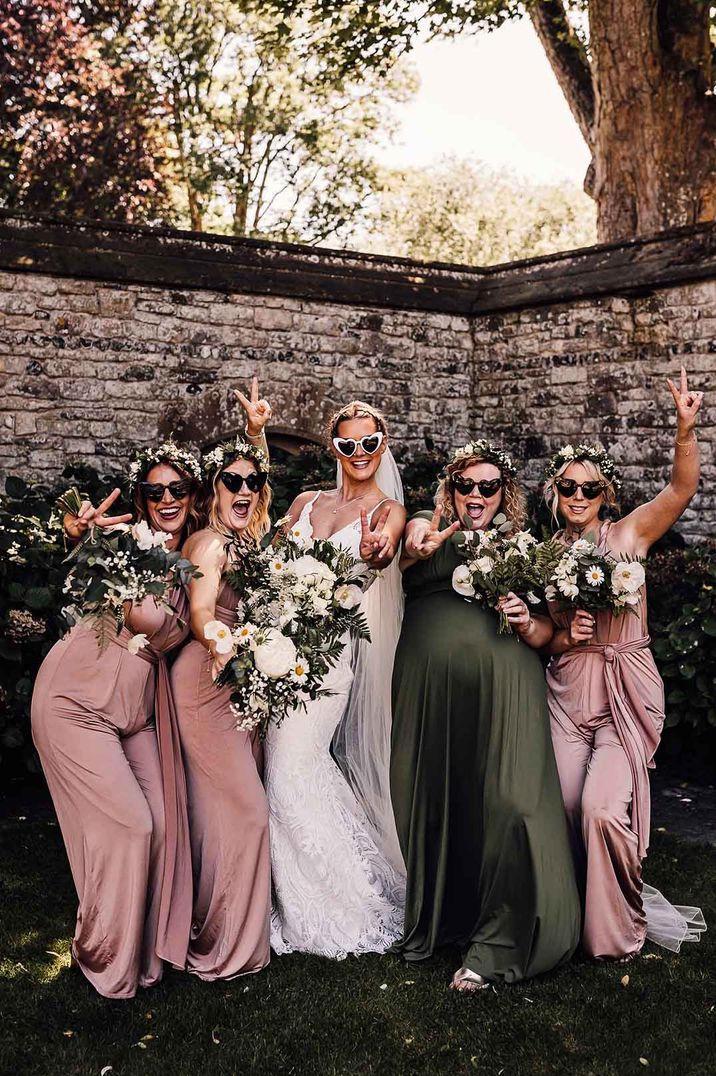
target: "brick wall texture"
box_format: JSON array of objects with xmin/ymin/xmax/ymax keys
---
[{"xmin": 0, "ymin": 260, "xmax": 713, "ymax": 540}]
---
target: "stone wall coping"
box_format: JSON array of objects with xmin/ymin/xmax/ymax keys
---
[{"xmin": 2, "ymin": 210, "xmax": 716, "ymax": 315}]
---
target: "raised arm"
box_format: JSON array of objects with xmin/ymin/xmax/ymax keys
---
[
  {"xmin": 234, "ymin": 375, "xmax": 272, "ymax": 458},
  {"xmin": 616, "ymin": 367, "xmax": 703, "ymax": 555},
  {"xmin": 400, "ymin": 506, "xmax": 461, "ymax": 572}
]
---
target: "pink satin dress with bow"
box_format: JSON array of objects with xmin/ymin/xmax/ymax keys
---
[
  {"xmin": 546, "ymin": 522, "xmax": 664, "ymax": 959},
  {"xmin": 31, "ymin": 591, "xmax": 192, "ymax": 998},
  {"xmin": 170, "ymin": 579, "xmax": 270, "ymax": 980}
]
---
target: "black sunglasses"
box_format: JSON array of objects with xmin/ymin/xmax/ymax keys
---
[
  {"xmin": 332, "ymin": 432, "xmax": 384, "ymax": 458},
  {"xmin": 140, "ymin": 479, "xmax": 193, "ymax": 502},
  {"xmin": 219, "ymin": 470, "xmax": 268, "ymax": 494},
  {"xmin": 450, "ymin": 476, "xmax": 503, "ymax": 497},
  {"xmin": 554, "ymin": 479, "xmax": 605, "ymax": 500}
]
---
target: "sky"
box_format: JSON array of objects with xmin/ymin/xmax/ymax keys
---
[{"xmin": 376, "ymin": 19, "xmax": 591, "ymax": 186}]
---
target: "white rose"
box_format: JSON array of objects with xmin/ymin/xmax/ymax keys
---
[
  {"xmin": 476, "ymin": 556, "xmax": 495, "ymax": 575},
  {"xmin": 571, "ymin": 538, "xmax": 593, "ymax": 554},
  {"xmin": 127, "ymin": 633, "xmax": 148, "ymax": 655},
  {"xmin": 204, "ymin": 620, "xmax": 236, "ymax": 655},
  {"xmin": 290, "ymin": 555, "xmax": 336, "ymax": 583},
  {"xmin": 335, "ymin": 583, "xmax": 363, "ymax": 610},
  {"xmin": 252, "ymin": 629, "xmax": 297, "ymax": 678},
  {"xmin": 611, "ymin": 561, "xmax": 645, "ymax": 594},
  {"xmin": 452, "ymin": 565, "xmax": 475, "ymax": 598}
]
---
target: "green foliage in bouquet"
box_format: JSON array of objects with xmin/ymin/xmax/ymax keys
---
[
  {"xmin": 218, "ymin": 526, "xmax": 371, "ymax": 737},
  {"xmin": 451, "ymin": 513, "xmax": 548, "ymax": 633},
  {"xmin": 59, "ymin": 493, "xmax": 200, "ymax": 647}
]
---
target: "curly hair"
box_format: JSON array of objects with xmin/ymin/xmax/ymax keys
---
[
  {"xmin": 325, "ymin": 400, "xmax": 388, "ymax": 442},
  {"xmin": 132, "ymin": 459, "xmax": 205, "ymax": 537},
  {"xmin": 543, "ymin": 457, "xmax": 619, "ymax": 527},
  {"xmin": 435, "ymin": 451, "xmax": 527, "ymax": 530},
  {"xmin": 206, "ymin": 462, "xmax": 272, "ymax": 546}
]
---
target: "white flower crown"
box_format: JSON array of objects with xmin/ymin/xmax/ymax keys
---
[
  {"xmin": 450, "ymin": 439, "xmax": 517, "ymax": 478},
  {"xmin": 127, "ymin": 441, "xmax": 202, "ymax": 489},
  {"xmin": 202, "ymin": 435, "xmax": 269, "ymax": 477},
  {"xmin": 546, "ymin": 442, "xmax": 622, "ymax": 491}
]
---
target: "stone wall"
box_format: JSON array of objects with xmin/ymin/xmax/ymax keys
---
[{"xmin": 0, "ymin": 213, "xmax": 713, "ymax": 538}]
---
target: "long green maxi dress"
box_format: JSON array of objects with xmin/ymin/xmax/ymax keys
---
[{"xmin": 390, "ymin": 514, "xmax": 580, "ymax": 982}]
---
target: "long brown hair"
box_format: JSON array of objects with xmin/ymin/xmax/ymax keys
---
[{"xmin": 132, "ymin": 463, "xmax": 205, "ymax": 537}]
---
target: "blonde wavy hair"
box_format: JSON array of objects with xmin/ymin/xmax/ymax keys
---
[
  {"xmin": 133, "ymin": 462, "xmax": 205, "ymax": 537},
  {"xmin": 326, "ymin": 400, "xmax": 388, "ymax": 442},
  {"xmin": 435, "ymin": 452, "xmax": 527, "ymax": 530},
  {"xmin": 543, "ymin": 457, "xmax": 619, "ymax": 527},
  {"xmin": 206, "ymin": 463, "xmax": 272, "ymax": 546}
]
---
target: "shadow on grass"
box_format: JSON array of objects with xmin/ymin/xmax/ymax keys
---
[{"xmin": 1, "ymin": 819, "xmax": 713, "ymax": 1076}]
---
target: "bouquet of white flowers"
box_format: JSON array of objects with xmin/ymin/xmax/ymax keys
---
[
  {"xmin": 451, "ymin": 513, "xmax": 548, "ymax": 633},
  {"xmin": 543, "ymin": 536, "xmax": 645, "ymax": 615},
  {"xmin": 211, "ymin": 523, "xmax": 372, "ymax": 736},
  {"xmin": 57, "ymin": 487, "xmax": 200, "ymax": 649}
]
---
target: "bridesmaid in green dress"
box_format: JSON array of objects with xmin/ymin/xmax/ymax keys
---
[{"xmin": 390, "ymin": 440, "xmax": 580, "ymax": 992}]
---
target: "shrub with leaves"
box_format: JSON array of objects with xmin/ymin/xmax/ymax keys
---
[{"xmin": 649, "ymin": 542, "xmax": 716, "ymax": 735}]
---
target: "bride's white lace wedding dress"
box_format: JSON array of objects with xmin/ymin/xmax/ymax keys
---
[{"xmin": 265, "ymin": 493, "xmax": 405, "ymax": 959}]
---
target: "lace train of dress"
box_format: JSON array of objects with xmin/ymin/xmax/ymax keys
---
[{"xmin": 266, "ymin": 495, "xmax": 404, "ymax": 959}]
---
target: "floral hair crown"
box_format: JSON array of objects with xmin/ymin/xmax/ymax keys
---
[
  {"xmin": 545, "ymin": 443, "xmax": 622, "ymax": 490},
  {"xmin": 202, "ymin": 436, "xmax": 269, "ymax": 478},
  {"xmin": 127, "ymin": 440, "xmax": 202, "ymax": 489},
  {"xmin": 450, "ymin": 439, "xmax": 517, "ymax": 478}
]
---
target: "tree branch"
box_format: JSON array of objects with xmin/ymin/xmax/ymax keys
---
[{"xmin": 528, "ymin": 0, "xmax": 595, "ymax": 148}]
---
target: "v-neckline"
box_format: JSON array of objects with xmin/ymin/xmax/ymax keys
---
[{"xmin": 305, "ymin": 492, "xmax": 364, "ymax": 542}]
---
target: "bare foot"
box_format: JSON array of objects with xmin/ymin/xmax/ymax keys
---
[{"xmin": 450, "ymin": 966, "xmax": 489, "ymax": 993}]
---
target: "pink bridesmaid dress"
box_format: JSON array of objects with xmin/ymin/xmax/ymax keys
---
[
  {"xmin": 31, "ymin": 591, "xmax": 193, "ymax": 998},
  {"xmin": 546, "ymin": 522, "xmax": 664, "ymax": 959},
  {"xmin": 170, "ymin": 579, "xmax": 271, "ymax": 980}
]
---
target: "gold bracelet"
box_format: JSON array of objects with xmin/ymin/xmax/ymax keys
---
[{"xmin": 675, "ymin": 432, "xmax": 696, "ymax": 447}]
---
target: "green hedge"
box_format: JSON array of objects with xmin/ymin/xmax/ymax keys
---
[{"xmin": 1, "ymin": 449, "xmax": 714, "ymax": 778}]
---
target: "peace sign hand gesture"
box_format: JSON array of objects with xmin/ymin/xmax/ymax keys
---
[
  {"xmin": 359, "ymin": 504, "xmax": 395, "ymax": 567},
  {"xmin": 64, "ymin": 488, "xmax": 133, "ymax": 541},
  {"xmin": 404, "ymin": 506, "xmax": 461, "ymax": 561},
  {"xmin": 666, "ymin": 366, "xmax": 704, "ymax": 435},
  {"xmin": 234, "ymin": 376, "xmax": 273, "ymax": 438}
]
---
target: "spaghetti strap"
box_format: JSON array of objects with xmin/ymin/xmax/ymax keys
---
[{"xmin": 368, "ymin": 498, "xmax": 391, "ymax": 521}]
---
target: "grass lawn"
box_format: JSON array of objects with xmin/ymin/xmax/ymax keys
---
[{"xmin": 1, "ymin": 816, "xmax": 713, "ymax": 1076}]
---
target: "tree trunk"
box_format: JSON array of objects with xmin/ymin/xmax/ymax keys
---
[{"xmin": 588, "ymin": 0, "xmax": 716, "ymax": 241}]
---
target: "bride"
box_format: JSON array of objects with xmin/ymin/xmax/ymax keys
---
[{"xmin": 266, "ymin": 400, "xmax": 407, "ymax": 958}]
